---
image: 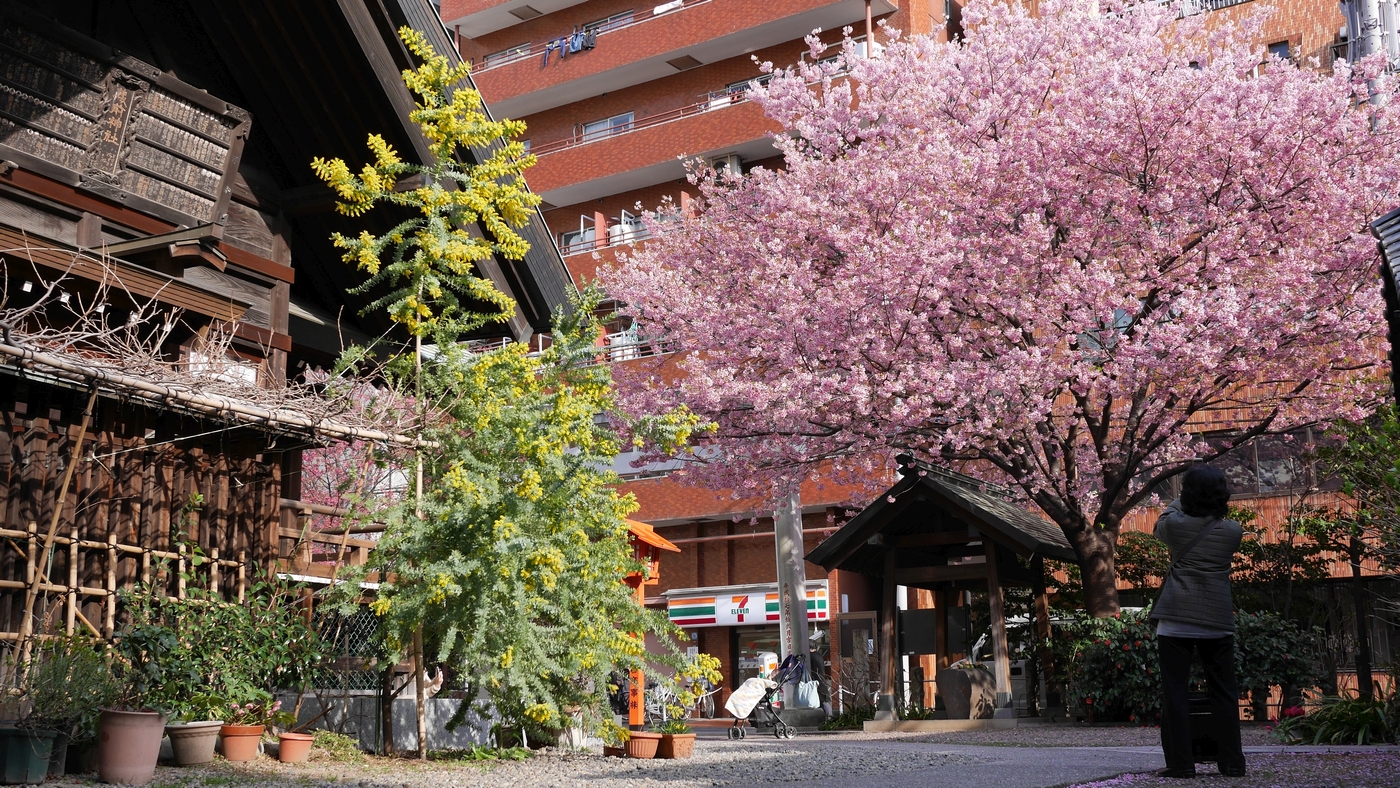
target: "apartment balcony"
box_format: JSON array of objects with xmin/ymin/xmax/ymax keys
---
[
  {"xmin": 525, "ymin": 89, "xmax": 781, "ymax": 207},
  {"xmin": 444, "ymin": 1, "xmax": 592, "ymax": 38},
  {"xmin": 471, "ymin": 0, "xmax": 894, "ymax": 118}
]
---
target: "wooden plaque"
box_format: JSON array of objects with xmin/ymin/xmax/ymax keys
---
[{"xmin": 0, "ymin": 2, "xmax": 250, "ymax": 228}]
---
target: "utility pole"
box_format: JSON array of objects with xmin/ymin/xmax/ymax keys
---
[
  {"xmin": 1352, "ymin": 0, "xmax": 1389, "ymax": 107},
  {"xmin": 773, "ymin": 489, "xmax": 811, "ymax": 708}
]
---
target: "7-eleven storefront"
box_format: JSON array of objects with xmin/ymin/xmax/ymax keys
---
[{"xmin": 663, "ymin": 582, "xmax": 831, "ymax": 707}]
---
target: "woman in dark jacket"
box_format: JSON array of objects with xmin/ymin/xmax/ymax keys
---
[{"xmin": 1149, "ymin": 464, "xmax": 1246, "ymax": 778}]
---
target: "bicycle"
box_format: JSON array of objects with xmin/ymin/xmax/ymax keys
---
[{"xmin": 643, "ymin": 682, "xmax": 678, "ymax": 725}]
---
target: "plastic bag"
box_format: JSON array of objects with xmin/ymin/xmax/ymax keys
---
[{"xmin": 795, "ymin": 679, "xmax": 820, "ymax": 709}]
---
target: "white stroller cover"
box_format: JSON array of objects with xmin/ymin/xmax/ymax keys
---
[{"xmin": 724, "ymin": 676, "xmax": 779, "ymax": 719}]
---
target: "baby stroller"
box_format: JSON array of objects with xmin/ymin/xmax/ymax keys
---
[{"xmin": 724, "ymin": 654, "xmax": 806, "ymax": 740}]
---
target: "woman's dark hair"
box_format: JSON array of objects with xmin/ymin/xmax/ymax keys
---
[{"xmin": 1180, "ymin": 464, "xmax": 1231, "ymax": 518}]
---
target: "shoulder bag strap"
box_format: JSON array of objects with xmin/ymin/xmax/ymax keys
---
[
  {"xmin": 1153, "ymin": 517, "xmax": 1222, "ymax": 608},
  {"xmin": 1170, "ymin": 517, "xmax": 1222, "ymax": 566}
]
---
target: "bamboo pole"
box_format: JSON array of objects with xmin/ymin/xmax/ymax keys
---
[
  {"xmin": 211, "ymin": 547, "xmax": 221, "ymax": 594},
  {"xmin": 177, "ymin": 541, "xmax": 186, "ymax": 600},
  {"xmin": 106, "ymin": 533, "xmax": 117, "ymax": 637},
  {"xmin": 0, "ymin": 341, "xmax": 419, "ymax": 447},
  {"xmin": 66, "ymin": 527, "xmax": 78, "ymax": 636},
  {"xmin": 20, "ymin": 385, "xmax": 97, "ymax": 664}
]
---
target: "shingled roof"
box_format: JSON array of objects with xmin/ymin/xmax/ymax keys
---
[{"xmin": 806, "ymin": 456, "xmax": 1075, "ymax": 576}]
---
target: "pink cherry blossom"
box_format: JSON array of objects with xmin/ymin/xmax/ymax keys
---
[{"xmin": 602, "ymin": 0, "xmax": 1400, "ymax": 615}]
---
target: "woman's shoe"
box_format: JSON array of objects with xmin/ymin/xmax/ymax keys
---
[
  {"xmin": 1157, "ymin": 767, "xmax": 1197, "ymax": 778},
  {"xmin": 1219, "ymin": 765, "xmax": 1247, "ymax": 777}
]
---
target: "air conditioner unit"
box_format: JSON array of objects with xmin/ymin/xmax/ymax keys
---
[{"xmin": 711, "ymin": 154, "xmax": 742, "ymax": 174}]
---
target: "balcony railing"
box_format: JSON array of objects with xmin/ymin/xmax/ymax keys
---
[
  {"xmin": 470, "ymin": 0, "xmax": 714, "ymax": 74},
  {"xmin": 457, "ymin": 329, "xmax": 677, "ymax": 363},
  {"xmin": 531, "ymin": 89, "xmax": 755, "ymax": 157},
  {"xmin": 561, "ymin": 224, "xmax": 653, "ymax": 256}
]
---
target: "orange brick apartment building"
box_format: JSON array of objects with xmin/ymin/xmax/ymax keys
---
[{"xmin": 441, "ymin": 0, "xmax": 1388, "ymax": 711}]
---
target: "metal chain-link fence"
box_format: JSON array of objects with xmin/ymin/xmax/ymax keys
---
[{"xmin": 313, "ymin": 607, "xmax": 383, "ymax": 692}]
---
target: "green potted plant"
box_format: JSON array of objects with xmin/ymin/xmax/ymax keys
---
[
  {"xmin": 653, "ymin": 719, "xmax": 695, "ymax": 759},
  {"xmin": 101, "ymin": 607, "xmax": 182, "ymax": 786},
  {"xmin": 18, "ymin": 636, "xmax": 120, "ymax": 780}
]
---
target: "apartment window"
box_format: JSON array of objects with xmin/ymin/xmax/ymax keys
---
[
  {"xmin": 520, "ymin": 139, "xmax": 531, "ymax": 152},
  {"xmin": 581, "ymin": 112, "xmax": 634, "ymax": 141},
  {"xmin": 1267, "ymin": 40, "xmax": 1292, "ymax": 62},
  {"xmin": 484, "ymin": 43, "xmax": 530, "ymax": 65},
  {"xmin": 586, "ymin": 10, "xmax": 635, "ymax": 33}
]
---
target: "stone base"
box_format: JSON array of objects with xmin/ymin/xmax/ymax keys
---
[{"xmin": 862, "ymin": 717, "xmax": 1018, "ymax": 733}]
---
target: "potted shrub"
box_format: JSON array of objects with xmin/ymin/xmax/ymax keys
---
[
  {"xmin": 219, "ymin": 698, "xmax": 293, "ymax": 762},
  {"xmin": 17, "ymin": 636, "xmax": 119, "ymax": 779},
  {"xmin": 653, "ymin": 719, "xmax": 695, "ymax": 759},
  {"xmin": 163, "ymin": 694, "xmax": 225, "ymax": 767},
  {"xmin": 100, "ymin": 607, "xmax": 187, "ymax": 786}
]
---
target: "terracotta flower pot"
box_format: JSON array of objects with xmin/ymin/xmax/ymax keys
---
[
  {"xmin": 624, "ymin": 731, "xmax": 661, "ymax": 759},
  {"xmin": 98, "ymin": 709, "xmax": 166, "ymax": 786},
  {"xmin": 276, "ymin": 732, "xmax": 313, "ymax": 764},
  {"xmin": 602, "ymin": 745, "xmax": 626, "ymax": 757},
  {"xmin": 218, "ymin": 724, "xmax": 265, "ymax": 762},
  {"xmin": 165, "ymin": 721, "xmax": 223, "ymax": 766},
  {"xmin": 656, "ymin": 733, "xmax": 695, "ymax": 759}
]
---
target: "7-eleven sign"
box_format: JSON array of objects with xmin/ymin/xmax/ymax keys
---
[{"xmin": 729, "ymin": 595, "xmax": 752, "ymax": 623}]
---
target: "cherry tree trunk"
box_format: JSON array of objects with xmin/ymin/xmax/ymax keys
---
[{"xmin": 1068, "ymin": 526, "xmax": 1121, "ymax": 618}]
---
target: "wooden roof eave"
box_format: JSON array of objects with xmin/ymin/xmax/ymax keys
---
[
  {"xmin": 805, "ymin": 468, "xmax": 1078, "ymax": 573},
  {"xmin": 0, "ymin": 226, "xmax": 252, "ymax": 323}
]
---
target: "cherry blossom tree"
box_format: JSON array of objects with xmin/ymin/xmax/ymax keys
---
[{"xmin": 602, "ymin": 0, "xmax": 1400, "ymax": 615}]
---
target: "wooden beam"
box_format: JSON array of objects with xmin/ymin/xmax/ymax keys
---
[
  {"xmin": 2, "ymin": 168, "xmax": 171, "ymax": 235},
  {"xmin": 934, "ymin": 587, "xmax": 950, "ymax": 674},
  {"xmin": 878, "ymin": 548, "xmax": 899, "ymax": 720},
  {"xmin": 893, "ymin": 564, "xmax": 988, "ymax": 585},
  {"xmin": 895, "ymin": 531, "xmax": 979, "ymax": 548},
  {"xmin": 985, "ymin": 540, "xmax": 1013, "ymax": 712},
  {"xmin": 1032, "ymin": 555, "xmax": 1055, "ymax": 709},
  {"xmin": 217, "ymin": 241, "xmax": 295, "ymax": 284}
]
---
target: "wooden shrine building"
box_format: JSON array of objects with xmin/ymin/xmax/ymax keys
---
[
  {"xmin": 0, "ymin": 0, "xmax": 572, "ymax": 638},
  {"xmin": 806, "ymin": 456, "xmax": 1076, "ymax": 723}
]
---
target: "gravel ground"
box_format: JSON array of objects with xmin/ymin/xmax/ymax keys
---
[
  {"xmin": 43, "ymin": 729, "xmax": 1398, "ymax": 788},
  {"xmin": 1066, "ymin": 752, "xmax": 1400, "ymax": 787},
  {"xmin": 47, "ymin": 742, "xmax": 979, "ymax": 788}
]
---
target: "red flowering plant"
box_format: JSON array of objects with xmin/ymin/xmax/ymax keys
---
[{"xmin": 1061, "ymin": 608, "xmax": 1161, "ymax": 723}]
